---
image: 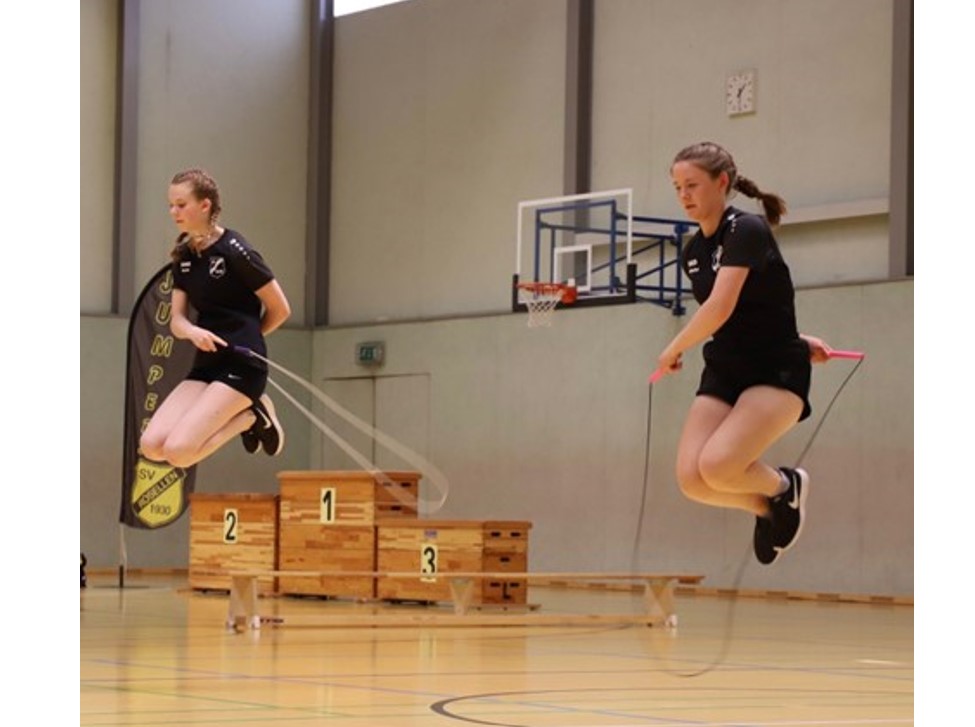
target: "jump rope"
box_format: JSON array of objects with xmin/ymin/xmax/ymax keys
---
[
  {"xmin": 634, "ymin": 349, "xmax": 865, "ymax": 678},
  {"xmin": 234, "ymin": 346, "xmax": 450, "ymax": 514}
]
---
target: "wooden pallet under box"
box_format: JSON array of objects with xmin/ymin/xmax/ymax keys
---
[
  {"xmin": 376, "ymin": 519, "xmax": 531, "ymax": 605},
  {"xmin": 276, "ymin": 470, "xmax": 421, "ymax": 598},
  {"xmin": 188, "ymin": 493, "xmax": 279, "ymax": 594}
]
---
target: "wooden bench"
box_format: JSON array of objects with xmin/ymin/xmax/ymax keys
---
[{"xmin": 216, "ymin": 570, "xmax": 704, "ymax": 632}]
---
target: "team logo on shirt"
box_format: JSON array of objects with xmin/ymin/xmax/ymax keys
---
[
  {"xmin": 711, "ymin": 245, "xmax": 723, "ymax": 272},
  {"xmin": 209, "ymin": 256, "xmax": 226, "ymax": 279},
  {"xmin": 179, "ymin": 260, "xmax": 191, "ymax": 273}
]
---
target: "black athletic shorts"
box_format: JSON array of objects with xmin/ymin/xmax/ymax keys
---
[
  {"xmin": 185, "ymin": 356, "xmax": 267, "ymax": 402},
  {"xmin": 696, "ymin": 339, "xmax": 812, "ymax": 422}
]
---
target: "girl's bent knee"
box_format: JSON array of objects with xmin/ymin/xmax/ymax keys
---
[
  {"xmin": 162, "ymin": 445, "xmax": 199, "ymax": 469},
  {"xmin": 139, "ymin": 436, "xmax": 165, "ymax": 463},
  {"xmin": 164, "ymin": 454, "xmax": 197, "ymax": 468},
  {"xmin": 698, "ymin": 454, "xmax": 745, "ymax": 492},
  {"xmin": 677, "ymin": 474, "xmax": 714, "ymax": 505}
]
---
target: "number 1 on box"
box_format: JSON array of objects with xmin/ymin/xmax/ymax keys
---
[{"xmin": 320, "ymin": 488, "xmax": 336, "ymax": 524}]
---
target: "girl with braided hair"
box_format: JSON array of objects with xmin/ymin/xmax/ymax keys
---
[
  {"xmin": 656, "ymin": 142, "xmax": 834, "ymax": 565},
  {"xmin": 139, "ymin": 168, "xmax": 290, "ymax": 468}
]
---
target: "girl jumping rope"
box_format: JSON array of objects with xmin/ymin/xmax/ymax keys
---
[
  {"xmin": 657, "ymin": 142, "xmax": 835, "ymax": 565},
  {"xmin": 139, "ymin": 168, "xmax": 290, "ymax": 468}
]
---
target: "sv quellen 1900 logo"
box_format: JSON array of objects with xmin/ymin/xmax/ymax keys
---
[{"xmin": 130, "ymin": 457, "xmax": 188, "ymax": 528}]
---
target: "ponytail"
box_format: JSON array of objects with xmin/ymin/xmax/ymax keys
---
[{"xmin": 733, "ymin": 175, "xmax": 787, "ymax": 226}]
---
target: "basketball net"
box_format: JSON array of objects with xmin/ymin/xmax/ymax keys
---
[{"xmin": 517, "ymin": 282, "xmax": 576, "ymax": 327}]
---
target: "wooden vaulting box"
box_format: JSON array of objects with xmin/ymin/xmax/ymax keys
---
[
  {"xmin": 188, "ymin": 493, "xmax": 279, "ymax": 595},
  {"xmin": 276, "ymin": 470, "xmax": 421, "ymax": 598},
  {"xmin": 376, "ymin": 520, "xmax": 532, "ymax": 604}
]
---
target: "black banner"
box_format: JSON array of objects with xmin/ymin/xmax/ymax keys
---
[{"xmin": 119, "ymin": 265, "xmax": 198, "ymax": 528}]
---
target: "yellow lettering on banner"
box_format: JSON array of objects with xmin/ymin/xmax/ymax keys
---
[
  {"xmin": 154, "ymin": 301, "xmax": 172, "ymax": 326},
  {"xmin": 158, "ymin": 270, "xmax": 174, "ymax": 294},
  {"xmin": 150, "ymin": 334, "xmax": 174, "ymax": 357},
  {"xmin": 146, "ymin": 365, "xmax": 164, "ymax": 386},
  {"xmin": 144, "ymin": 392, "xmax": 158, "ymax": 412}
]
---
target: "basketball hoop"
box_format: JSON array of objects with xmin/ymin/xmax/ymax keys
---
[{"xmin": 516, "ymin": 282, "xmax": 577, "ymax": 327}]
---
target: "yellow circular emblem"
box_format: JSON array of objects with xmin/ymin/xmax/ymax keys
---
[{"xmin": 130, "ymin": 457, "xmax": 187, "ymax": 528}]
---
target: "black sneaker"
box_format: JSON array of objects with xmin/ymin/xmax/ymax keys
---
[
  {"xmin": 769, "ymin": 467, "xmax": 809, "ymax": 557},
  {"xmin": 753, "ymin": 509, "xmax": 778, "ymax": 565},
  {"xmin": 240, "ymin": 419, "xmax": 261, "ymax": 454},
  {"xmin": 252, "ymin": 394, "xmax": 284, "ymax": 456}
]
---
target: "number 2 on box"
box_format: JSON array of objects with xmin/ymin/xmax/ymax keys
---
[{"xmin": 223, "ymin": 509, "xmax": 238, "ymax": 544}]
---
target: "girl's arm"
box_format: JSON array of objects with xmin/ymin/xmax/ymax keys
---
[
  {"xmin": 255, "ymin": 279, "xmax": 292, "ymax": 336},
  {"xmin": 657, "ymin": 266, "xmax": 748, "ymax": 374},
  {"xmin": 170, "ymin": 289, "xmax": 227, "ymax": 351}
]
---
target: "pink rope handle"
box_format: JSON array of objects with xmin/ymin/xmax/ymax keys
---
[{"xmin": 828, "ymin": 349, "xmax": 866, "ymax": 360}]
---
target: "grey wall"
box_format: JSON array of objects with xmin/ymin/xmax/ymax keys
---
[
  {"xmin": 80, "ymin": 0, "xmax": 118, "ymax": 312},
  {"xmin": 330, "ymin": 0, "xmax": 568, "ymax": 323},
  {"xmin": 80, "ymin": 0, "xmax": 911, "ymax": 596},
  {"xmin": 591, "ymin": 0, "xmax": 894, "ymax": 287}
]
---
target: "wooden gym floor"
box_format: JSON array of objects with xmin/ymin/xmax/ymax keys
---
[{"xmin": 80, "ymin": 573, "xmax": 913, "ymax": 726}]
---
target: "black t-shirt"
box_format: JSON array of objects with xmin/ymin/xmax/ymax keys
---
[
  {"xmin": 680, "ymin": 207, "xmax": 800, "ymax": 355},
  {"xmin": 172, "ymin": 228, "xmax": 274, "ymax": 369}
]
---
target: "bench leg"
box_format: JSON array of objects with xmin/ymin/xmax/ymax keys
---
[
  {"xmin": 642, "ymin": 578, "xmax": 678, "ymax": 627},
  {"xmin": 228, "ymin": 575, "xmax": 261, "ymax": 632},
  {"xmin": 448, "ymin": 577, "xmax": 476, "ymax": 616}
]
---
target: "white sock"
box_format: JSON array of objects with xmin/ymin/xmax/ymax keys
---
[{"xmin": 773, "ymin": 469, "xmax": 790, "ymax": 497}]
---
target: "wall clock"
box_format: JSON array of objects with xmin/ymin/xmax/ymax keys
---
[{"xmin": 726, "ymin": 70, "xmax": 756, "ymax": 116}]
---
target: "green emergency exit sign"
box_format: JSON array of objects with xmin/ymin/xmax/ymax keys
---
[{"xmin": 355, "ymin": 341, "xmax": 385, "ymax": 366}]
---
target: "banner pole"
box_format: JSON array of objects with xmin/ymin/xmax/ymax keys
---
[{"xmin": 118, "ymin": 523, "xmax": 128, "ymax": 588}]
